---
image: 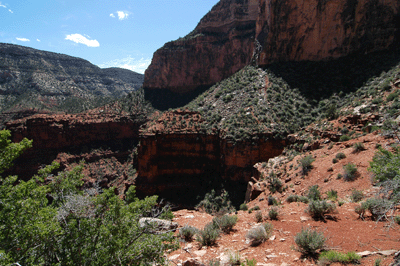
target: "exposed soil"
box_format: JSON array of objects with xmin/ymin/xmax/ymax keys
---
[{"xmin": 168, "ymin": 130, "xmax": 400, "ymax": 266}]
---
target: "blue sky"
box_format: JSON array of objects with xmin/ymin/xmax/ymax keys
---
[{"xmin": 0, "ymin": 0, "xmax": 219, "ymax": 74}]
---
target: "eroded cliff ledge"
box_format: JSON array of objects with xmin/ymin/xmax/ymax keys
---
[
  {"xmin": 135, "ymin": 110, "xmax": 286, "ymax": 203},
  {"xmin": 144, "ymin": 0, "xmax": 400, "ymax": 102}
]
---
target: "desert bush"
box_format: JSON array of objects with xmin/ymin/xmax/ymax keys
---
[
  {"xmin": 369, "ymin": 147, "xmax": 400, "ymax": 182},
  {"xmin": 361, "ymin": 198, "xmax": 392, "ymax": 221},
  {"xmin": 294, "ymin": 227, "xmax": 326, "ymax": 256},
  {"xmin": 343, "ymin": 163, "xmax": 358, "ymax": 181},
  {"xmin": 306, "ymin": 200, "xmax": 336, "ymax": 220},
  {"xmin": 267, "ymin": 175, "xmax": 283, "ymax": 193},
  {"xmin": 246, "ymin": 223, "xmax": 273, "ymax": 246},
  {"xmin": 339, "ymin": 135, "xmax": 351, "ymax": 142},
  {"xmin": 179, "ymin": 225, "xmax": 199, "ymax": 242},
  {"xmin": 255, "ymin": 211, "xmax": 263, "ymax": 223},
  {"xmin": 212, "ymin": 214, "xmax": 238, "ymax": 234},
  {"xmin": 267, "ymin": 195, "xmax": 278, "ymax": 205},
  {"xmin": 394, "ymin": 216, "xmax": 400, "ymax": 225},
  {"xmin": 299, "ymin": 155, "xmax": 315, "ymax": 175},
  {"xmin": 318, "ymin": 250, "xmax": 361, "ymax": 265},
  {"xmin": 227, "ymin": 251, "xmax": 241, "ymax": 265},
  {"xmin": 196, "ymin": 189, "xmax": 235, "ymax": 215},
  {"xmin": 268, "ymin": 207, "xmax": 279, "ymax": 220},
  {"xmin": 286, "ymin": 194, "xmax": 309, "ymax": 203},
  {"xmin": 248, "ymin": 205, "xmax": 260, "ymax": 213},
  {"xmin": 332, "ymin": 158, "xmax": 338, "ymax": 163},
  {"xmin": 353, "ymin": 142, "xmax": 365, "ymax": 152},
  {"xmin": 350, "ymin": 189, "xmax": 364, "ymax": 202},
  {"xmin": 239, "ymin": 203, "xmax": 248, "ymax": 211},
  {"xmin": 196, "ymin": 222, "xmax": 220, "ymax": 246},
  {"xmin": 307, "ymin": 185, "xmax": 322, "ymax": 201},
  {"xmin": 335, "ymin": 152, "xmax": 346, "ymax": 160},
  {"xmin": 326, "ymin": 189, "xmax": 338, "ymax": 201}
]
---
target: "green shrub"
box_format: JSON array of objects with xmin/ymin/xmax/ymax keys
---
[
  {"xmin": 353, "ymin": 142, "xmax": 365, "ymax": 152},
  {"xmin": 255, "ymin": 211, "xmax": 263, "ymax": 223},
  {"xmin": 307, "ymin": 185, "xmax": 322, "ymax": 201},
  {"xmin": 335, "ymin": 152, "xmax": 346, "ymax": 160},
  {"xmin": 179, "ymin": 225, "xmax": 199, "ymax": 242},
  {"xmin": 350, "ymin": 189, "xmax": 364, "ymax": 203},
  {"xmin": 339, "ymin": 135, "xmax": 351, "ymax": 142},
  {"xmin": 239, "ymin": 203, "xmax": 248, "ymax": 211},
  {"xmin": 394, "ymin": 216, "xmax": 400, "ymax": 225},
  {"xmin": 212, "ymin": 215, "xmax": 238, "ymax": 234},
  {"xmin": 267, "ymin": 175, "xmax": 283, "ymax": 193},
  {"xmin": 196, "ymin": 222, "xmax": 220, "ymax": 246},
  {"xmin": 268, "ymin": 207, "xmax": 279, "ymax": 220},
  {"xmin": 361, "ymin": 198, "xmax": 392, "ymax": 221},
  {"xmin": 246, "ymin": 223, "xmax": 273, "ymax": 246},
  {"xmin": 196, "ymin": 189, "xmax": 235, "ymax": 215},
  {"xmin": 369, "ymin": 148, "xmax": 400, "ymax": 182},
  {"xmin": 318, "ymin": 250, "xmax": 361, "ymax": 265},
  {"xmin": 386, "ymin": 91, "xmax": 399, "ymax": 102},
  {"xmin": 286, "ymin": 194, "xmax": 309, "ymax": 203},
  {"xmin": 326, "ymin": 189, "xmax": 338, "ymax": 201},
  {"xmin": 343, "ymin": 163, "xmax": 358, "ymax": 181},
  {"xmin": 248, "ymin": 205, "xmax": 260, "ymax": 213},
  {"xmin": 294, "ymin": 227, "xmax": 326, "ymax": 256},
  {"xmin": 306, "ymin": 200, "xmax": 336, "ymax": 220},
  {"xmin": 227, "ymin": 251, "xmax": 241, "ymax": 266},
  {"xmin": 299, "ymin": 155, "xmax": 315, "ymax": 175},
  {"xmin": 267, "ymin": 195, "xmax": 278, "ymax": 205}
]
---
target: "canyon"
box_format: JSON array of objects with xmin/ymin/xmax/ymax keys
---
[{"xmin": 144, "ymin": 0, "xmax": 400, "ymax": 102}]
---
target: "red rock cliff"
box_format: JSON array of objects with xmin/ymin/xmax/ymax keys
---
[{"xmin": 144, "ymin": 0, "xmax": 400, "ymax": 93}]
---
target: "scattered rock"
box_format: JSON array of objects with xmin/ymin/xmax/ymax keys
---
[
  {"xmin": 183, "ymin": 258, "xmax": 205, "ymax": 266},
  {"xmin": 138, "ymin": 218, "xmax": 178, "ymax": 233}
]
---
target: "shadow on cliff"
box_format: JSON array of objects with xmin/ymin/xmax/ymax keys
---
[
  {"xmin": 265, "ymin": 47, "xmax": 400, "ymax": 102},
  {"xmin": 144, "ymin": 85, "xmax": 211, "ymax": 111}
]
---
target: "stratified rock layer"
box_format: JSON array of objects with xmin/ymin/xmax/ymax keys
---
[{"xmin": 144, "ymin": 0, "xmax": 400, "ymax": 95}]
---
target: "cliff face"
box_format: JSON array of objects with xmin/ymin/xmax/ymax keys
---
[
  {"xmin": 0, "ymin": 43, "xmax": 143, "ymax": 115},
  {"xmin": 144, "ymin": 0, "xmax": 400, "ymax": 95},
  {"xmin": 135, "ymin": 110, "xmax": 286, "ymax": 200},
  {"xmin": 5, "ymin": 107, "xmax": 141, "ymax": 191}
]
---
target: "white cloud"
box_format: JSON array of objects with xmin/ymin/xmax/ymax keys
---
[
  {"xmin": 99, "ymin": 56, "xmax": 151, "ymax": 74},
  {"xmin": 65, "ymin": 33, "xmax": 100, "ymax": 47},
  {"xmin": 0, "ymin": 2, "xmax": 13, "ymax": 13},
  {"xmin": 110, "ymin": 11, "xmax": 130, "ymax": 20},
  {"xmin": 36, "ymin": 39, "xmax": 41, "ymax": 42},
  {"xmin": 16, "ymin": 37, "xmax": 30, "ymax": 42}
]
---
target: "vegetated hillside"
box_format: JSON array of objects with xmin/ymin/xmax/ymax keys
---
[
  {"xmin": 163, "ymin": 52, "xmax": 400, "ymax": 266},
  {"xmin": 0, "ymin": 43, "xmax": 143, "ymax": 122}
]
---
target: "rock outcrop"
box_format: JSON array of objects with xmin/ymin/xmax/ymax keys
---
[
  {"xmin": 5, "ymin": 106, "xmax": 142, "ymax": 190},
  {"xmin": 135, "ymin": 110, "xmax": 286, "ymax": 201},
  {"xmin": 0, "ymin": 43, "xmax": 143, "ymax": 115},
  {"xmin": 144, "ymin": 0, "xmax": 400, "ymax": 97}
]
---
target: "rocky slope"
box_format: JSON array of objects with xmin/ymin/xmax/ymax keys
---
[
  {"xmin": 0, "ymin": 43, "xmax": 143, "ymax": 117},
  {"xmin": 144, "ymin": 0, "xmax": 400, "ymax": 104}
]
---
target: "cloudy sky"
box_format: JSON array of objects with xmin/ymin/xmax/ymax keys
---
[{"xmin": 0, "ymin": 0, "xmax": 219, "ymax": 74}]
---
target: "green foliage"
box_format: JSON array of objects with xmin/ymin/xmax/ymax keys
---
[
  {"xmin": 246, "ymin": 223, "xmax": 273, "ymax": 246},
  {"xmin": 318, "ymin": 250, "xmax": 361, "ymax": 265},
  {"xmin": 343, "ymin": 163, "xmax": 358, "ymax": 181},
  {"xmin": 0, "ymin": 130, "xmax": 32, "ymax": 173},
  {"xmin": 196, "ymin": 222, "xmax": 220, "ymax": 247},
  {"xmin": 255, "ymin": 211, "xmax": 263, "ymax": 222},
  {"xmin": 267, "ymin": 195, "xmax": 278, "ymax": 205},
  {"xmin": 350, "ymin": 189, "xmax": 364, "ymax": 203},
  {"xmin": 360, "ymin": 198, "xmax": 392, "ymax": 221},
  {"xmin": 294, "ymin": 227, "xmax": 326, "ymax": 256},
  {"xmin": 241, "ymin": 258, "xmax": 257, "ymax": 266},
  {"xmin": 228, "ymin": 250, "xmax": 241, "ymax": 266},
  {"xmin": 353, "ymin": 142, "xmax": 365, "ymax": 152},
  {"xmin": 196, "ymin": 189, "xmax": 235, "ymax": 215},
  {"xmin": 307, "ymin": 185, "xmax": 322, "ymax": 201},
  {"xmin": 267, "ymin": 173, "xmax": 283, "ymax": 193},
  {"xmin": 212, "ymin": 214, "xmax": 238, "ymax": 234},
  {"xmin": 369, "ymin": 147, "xmax": 400, "ymax": 182},
  {"xmin": 0, "ymin": 131, "xmax": 177, "ymax": 265},
  {"xmin": 306, "ymin": 200, "xmax": 336, "ymax": 221},
  {"xmin": 299, "ymin": 155, "xmax": 315, "ymax": 175},
  {"xmin": 286, "ymin": 194, "xmax": 309, "ymax": 204},
  {"xmin": 239, "ymin": 203, "xmax": 248, "ymax": 211},
  {"xmin": 268, "ymin": 207, "xmax": 279, "ymax": 220},
  {"xmin": 326, "ymin": 190, "xmax": 338, "ymax": 201},
  {"xmin": 179, "ymin": 225, "xmax": 199, "ymax": 242},
  {"xmin": 339, "ymin": 135, "xmax": 351, "ymax": 142},
  {"xmin": 335, "ymin": 152, "xmax": 346, "ymax": 160},
  {"xmin": 394, "ymin": 216, "xmax": 400, "ymax": 225}
]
